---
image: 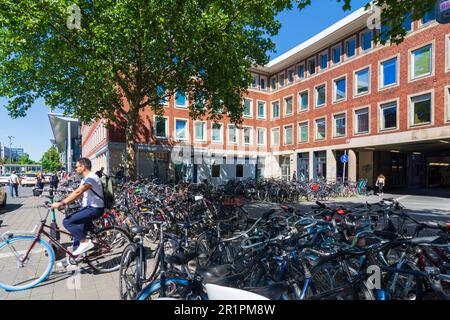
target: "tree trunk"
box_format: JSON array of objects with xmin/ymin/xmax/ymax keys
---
[{"xmin": 125, "ymin": 107, "xmax": 138, "ymax": 179}]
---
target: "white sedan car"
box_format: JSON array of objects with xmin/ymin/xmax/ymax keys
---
[
  {"xmin": 21, "ymin": 173, "xmax": 37, "ymax": 187},
  {"xmin": 0, "ymin": 175, "xmax": 9, "ymax": 185},
  {"xmin": 0, "ymin": 185, "xmax": 6, "ymax": 208}
]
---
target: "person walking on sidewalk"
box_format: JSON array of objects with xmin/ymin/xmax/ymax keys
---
[
  {"xmin": 51, "ymin": 158, "xmax": 105, "ymax": 259},
  {"xmin": 35, "ymin": 172, "xmax": 45, "ymax": 196},
  {"xmin": 375, "ymin": 174, "xmax": 386, "ymax": 196},
  {"xmin": 8, "ymin": 171, "xmax": 20, "ymax": 198}
]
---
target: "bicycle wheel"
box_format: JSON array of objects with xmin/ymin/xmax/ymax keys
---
[
  {"xmin": 0, "ymin": 236, "xmax": 55, "ymax": 291},
  {"xmin": 119, "ymin": 243, "xmax": 143, "ymax": 300},
  {"xmin": 85, "ymin": 226, "xmax": 132, "ymax": 273}
]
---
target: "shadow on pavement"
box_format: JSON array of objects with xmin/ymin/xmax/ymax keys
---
[
  {"xmin": 388, "ymin": 187, "xmax": 450, "ymax": 199},
  {"xmin": 0, "ymin": 203, "xmax": 23, "ymax": 214}
]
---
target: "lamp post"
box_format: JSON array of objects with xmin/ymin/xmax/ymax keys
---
[{"xmin": 7, "ymin": 136, "xmax": 14, "ymax": 164}]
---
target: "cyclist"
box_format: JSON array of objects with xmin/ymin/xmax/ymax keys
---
[{"xmin": 51, "ymin": 158, "xmax": 104, "ymax": 258}]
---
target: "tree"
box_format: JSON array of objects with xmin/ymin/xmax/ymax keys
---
[
  {"xmin": 17, "ymin": 153, "xmax": 36, "ymax": 165},
  {"xmin": 40, "ymin": 147, "xmax": 62, "ymax": 173},
  {"xmin": 0, "ymin": 0, "xmax": 438, "ymax": 178}
]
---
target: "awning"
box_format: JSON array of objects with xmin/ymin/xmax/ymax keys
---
[{"xmin": 48, "ymin": 113, "xmax": 80, "ymax": 152}]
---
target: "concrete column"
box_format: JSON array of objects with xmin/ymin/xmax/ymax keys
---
[
  {"xmin": 290, "ymin": 152, "xmax": 296, "ymax": 180},
  {"xmin": 358, "ymin": 150, "xmax": 373, "ymax": 186},
  {"xmin": 348, "ymin": 149, "xmax": 357, "ymax": 182},
  {"xmin": 168, "ymin": 151, "xmax": 175, "ymax": 181},
  {"xmin": 326, "ymin": 149, "xmax": 337, "ymax": 182},
  {"xmin": 67, "ymin": 121, "xmax": 72, "ymax": 172},
  {"xmin": 309, "ymin": 151, "xmax": 314, "ymax": 181}
]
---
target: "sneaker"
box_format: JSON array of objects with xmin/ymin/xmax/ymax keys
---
[
  {"xmin": 56, "ymin": 257, "xmax": 78, "ymax": 271},
  {"xmin": 72, "ymin": 240, "xmax": 95, "ymax": 256}
]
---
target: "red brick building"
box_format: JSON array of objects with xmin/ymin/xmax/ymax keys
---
[{"xmin": 82, "ymin": 7, "xmax": 450, "ymax": 188}]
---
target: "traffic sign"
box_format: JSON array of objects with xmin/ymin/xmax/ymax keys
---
[
  {"xmin": 340, "ymin": 155, "xmax": 349, "ymax": 164},
  {"xmin": 437, "ymin": 0, "xmax": 450, "ymax": 24}
]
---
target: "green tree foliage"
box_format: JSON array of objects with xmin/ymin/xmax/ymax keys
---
[
  {"xmin": 0, "ymin": 0, "xmax": 438, "ymax": 177},
  {"xmin": 17, "ymin": 153, "xmax": 36, "ymax": 165},
  {"xmin": 40, "ymin": 146, "xmax": 62, "ymax": 172}
]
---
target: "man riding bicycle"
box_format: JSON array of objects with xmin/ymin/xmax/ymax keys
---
[{"xmin": 51, "ymin": 158, "xmax": 104, "ymax": 260}]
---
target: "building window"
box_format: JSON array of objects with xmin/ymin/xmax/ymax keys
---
[
  {"xmin": 355, "ymin": 67, "xmax": 370, "ymax": 95},
  {"xmin": 243, "ymin": 99, "xmax": 252, "ymax": 117},
  {"xmin": 252, "ymin": 74, "xmax": 258, "ymax": 88},
  {"xmin": 333, "ymin": 77, "xmax": 346, "ymax": 102},
  {"xmin": 284, "ymin": 125, "xmax": 293, "ymax": 145},
  {"xmin": 257, "ymin": 101, "xmax": 266, "ymax": 119},
  {"xmin": 154, "ymin": 117, "xmax": 168, "ymax": 138},
  {"xmin": 194, "ymin": 121, "xmax": 206, "ymax": 141},
  {"xmin": 411, "ymin": 44, "xmax": 432, "ymax": 79},
  {"xmin": 284, "ymin": 96, "xmax": 293, "ymax": 116},
  {"xmin": 175, "ymin": 119, "xmax": 188, "ymax": 141},
  {"xmin": 422, "ymin": 8, "xmax": 436, "ymax": 25},
  {"xmin": 175, "ymin": 91, "xmax": 187, "ymax": 108},
  {"xmin": 380, "ymin": 57, "xmax": 398, "ymax": 88},
  {"xmin": 287, "ymin": 69, "xmax": 295, "ymax": 83},
  {"xmin": 272, "ymin": 101, "xmax": 280, "ymax": 119},
  {"xmin": 345, "ymin": 38, "xmax": 356, "ymax": 59},
  {"xmin": 410, "ymin": 93, "xmax": 432, "ymax": 126},
  {"xmin": 307, "ymin": 57, "xmax": 316, "ymax": 76},
  {"xmin": 361, "ymin": 31, "xmax": 372, "ymax": 51},
  {"xmin": 332, "ymin": 45, "xmax": 341, "ymax": 64},
  {"xmin": 279, "ymin": 72, "xmax": 286, "ymax": 87},
  {"xmin": 243, "ymin": 127, "xmax": 252, "ymax": 145},
  {"xmin": 299, "ymin": 91, "xmax": 309, "ymax": 112},
  {"xmin": 157, "ymin": 85, "xmax": 169, "ymax": 105},
  {"xmin": 402, "ymin": 13, "xmax": 412, "ymax": 32},
  {"xmin": 297, "ymin": 63, "xmax": 305, "ymax": 80},
  {"xmin": 228, "ymin": 125, "xmax": 238, "ymax": 144},
  {"xmin": 315, "ymin": 118, "xmax": 326, "ymax": 140},
  {"xmin": 316, "ymin": 84, "xmax": 326, "ymax": 107},
  {"xmin": 380, "ymin": 21, "xmax": 391, "ymax": 42},
  {"xmin": 271, "ymin": 128, "xmax": 280, "ymax": 146},
  {"xmin": 212, "ymin": 165, "xmax": 220, "ymax": 178},
  {"xmin": 447, "ymin": 88, "xmax": 450, "ymax": 121},
  {"xmin": 380, "ymin": 102, "xmax": 398, "ymax": 130},
  {"xmin": 236, "ymin": 164, "xmax": 244, "ymax": 178},
  {"xmin": 271, "ymin": 77, "xmax": 277, "ymax": 90},
  {"xmin": 260, "ymin": 77, "xmax": 267, "ymax": 90},
  {"xmin": 320, "ymin": 52, "xmax": 328, "ymax": 70},
  {"xmin": 257, "ymin": 128, "xmax": 266, "ymax": 146},
  {"xmin": 212, "ymin": 123, "xmax": 223, "ymax": 142},
  {"xmin": 355, "ymin": 108, "xmax": 369, "ymax": 134},
  {"xmin": 298, "ymin": 122, "xmax": 309, "ymax": 143},
  {"xmin": 333, "ymin": 113, "xmax": 346, "ymax": 138}
]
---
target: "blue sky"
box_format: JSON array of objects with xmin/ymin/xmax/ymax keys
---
[{"xmin": 0, "ymin": 0, "xmax": 369, "ymax": 161}]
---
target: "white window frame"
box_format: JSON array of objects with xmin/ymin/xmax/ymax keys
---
[
  {"xmin": 307, "ymin": 57, "xmax": 317, "ymax": 76},
  {"xmin": 344, "ymin": 36, "xmax": 357, "ymax": 60},
  {"xmin": 378, "ymin": 54, "xmax": 400, "ymax": 91},
  {"xmin": 283, "ymin": 95, "xmax": 294, "ymax": 117},
  {"xmin": 270, "ymin": 76, "xmax": 277, "ymax": 91},
  {"xmin": 194, "ymin": 121, "xmax": 207, "ymax": 142},
  {"xmin": 251, "ymin": 73, "xmax": 259, "ymax": 89},
  {"xmin": 257, "ymin": 100, "xmax": 266, "ymax": 120},
  {"xmin": 408, "ymin": 90, "xmax": 434, "ymax": 128},
  {"xmin": 331, "ymin": 44, "xmax": 342, "ymax": 65},
  {"xmin": 242, "ymin": 126, "xmax": 253, "ymax": 146},
  {"xmin": 154, "ymin": 115, "xmax": 169, "ymax": 139},
  {"xmin": 227, "ymin": 124, "xmax": 239, "ymax": 145},
  {"xmin": 446, "ymin": 35, "xmax": 450, "ymax": 73},
  {"xmin": 257, "ymin": 127, "xmax": 267, "ymax": 146},
  {"xmin": 175, "ymin": 91, "xmax": 188, "ymax": 109},
  {"xmin": 283, "ymin": 124, "xmax": 294, "ymax": 146},
  {"xmin": 243, "ymin": 98, "xmax": 253, "ymax": 118},
  {"xmin": 378, "ymin": 99, "xmax": 399, "ymax": 132},
  {"xmin": 271, "ymin": 99, "xmax": 281, "ymax": 120},
  {"xmin": 298, "ymin": 89, "xmax": 309, "ymax": 113},
  {"xmin": 211, "ymin": 122, "xmax": 224, "ymax": 144},
  {"xmin": 287, "ymin": 68, "xmax": 295, "ymax": 84},
  {"xmin": 332, "ymin": 112, "xmax": 347, "ymax": 139},
  {"xmin": 297, "ymin": 121, "xmax": 309, "ymax": 144},
  {"xmin": 354, "ymin": 65, "xmax": 371, "ymax": 98},
  {"xmin": 446, "ymin": 86, "xmax": 450, "ymax": 122},
  {"xmin": 360, "ymin": 30, "xmax": 373, "ymax": 52},
  {"xmin": 278, "ymin": 72, "xmax": 286, "ymax": 88},
  {"xmin": 332, "ymin": 75, "xmax": 347, "ymax": 104},
  {"xmin": 409, "ymin": 42, "xmax": 434, "ymax": 82},
  {"xmin": 271, "ymin": 127, "xmax": 280, "ymax": 147},
  {"xmin": 314, "ymin": 117, "xmax": 327, "ymax": 141},
  {"xmin": 297, "ymin": 62, "xmax": 306, "ymax": 81},
  {"xmin": 174, "ymin": 118, "xmax": 189, "ymax": 141},
  {"xmin": 319, "ymin": 50, "xmax": 329, "ymax": 71},
  {"xmin": 353, "ymin": 106, "xmax": 371, "ymax": 135},
  {"xmin": 315, "ymin": 82, "xmax": 327, "ymax": 108},
  {"xmin": 260, "ymin": 76, "xmax": 267, "ymax": 91}
]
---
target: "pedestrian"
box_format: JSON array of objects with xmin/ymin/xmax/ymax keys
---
[
  {"xmin": 35, "ymin": 172, "xmax": 45, "ymax": 196},
  {"xmin": 375, "ymin": 174, "xmax": 386, "ymax": 196},
  {"xmin": 50, "ymin": 172, "xmax": 59, "ymax": 190},
  {"xmin": 8, "ymin": 171, "xmax": 20, "ymax": 198},
  {"xmin": 95, "ymin": 167, "xmax": 104, "ymax": 178},
  {"xmin": 292, "ymin": 170, "xmax": 297, "ymax": 182}
]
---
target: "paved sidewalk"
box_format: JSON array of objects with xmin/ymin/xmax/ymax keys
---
[{"xmin": 0, "ymin": 188, "xmax": 120, "ymax": 300}]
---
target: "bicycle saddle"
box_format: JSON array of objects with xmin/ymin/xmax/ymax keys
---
[
  {"xmin": 245, "ymin": 282, "xmax": 288, "ymax": 300},
  {"xmin": 166, "ymin": 252, "xmax": 199, "ymax": 265},
  {"xmin": 130, "ymin": 226, "xmax": 149, "ymax": 235},
  {"xmin": 196, "ymin": 264, "xmax": 233, "ymax": 283}
]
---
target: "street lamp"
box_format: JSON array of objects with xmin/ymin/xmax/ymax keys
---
[{"xmin": 7, "ymin": 136, "xmax": 14, "ymax": 164}]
